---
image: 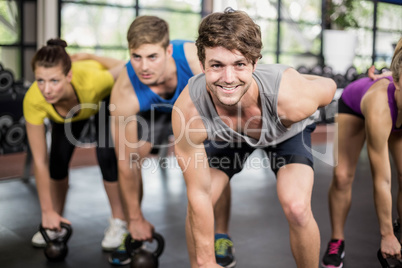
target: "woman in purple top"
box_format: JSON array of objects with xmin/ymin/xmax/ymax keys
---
[{"xmin": 322, "ymin": 37, "xmax": 402, "ymax": 268}]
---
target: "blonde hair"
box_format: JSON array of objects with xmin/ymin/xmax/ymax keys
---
[
  {"xmin": 391, "ymin": 37, "xmax": 402, "ymax": 83},
  {"xmin": 126, "ymin": 16, "xmax": 169, "ymax": 50}
]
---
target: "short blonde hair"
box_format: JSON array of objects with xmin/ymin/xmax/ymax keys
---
[{"xmin": 127, "ymin": 16, "xmax": 169, "ymax": 50}]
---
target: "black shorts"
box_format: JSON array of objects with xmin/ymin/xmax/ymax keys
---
[
  {"xmin": 136, "ymin": 109, "xmax": 172, "ymax": 148},
  {"xmin": 338, "ymin": 96, "xmax": 364, "ymax": 119},
  {"xmin": 204, "ymin": 123, "xmax": 316, "ymax": 179},
  {"xmin": 49, "ymin": 97, "xmax": 117, "ymax": 182}
]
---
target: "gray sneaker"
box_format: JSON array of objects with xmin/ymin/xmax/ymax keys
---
[
  {"xmin": 102, "ymin": 218, "xmax": 128, "ymax": 251},
  {"xmin": 31, "ymin": 228, "xmax": 68, "ymax": 248}
]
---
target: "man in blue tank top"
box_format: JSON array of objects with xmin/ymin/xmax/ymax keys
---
[
  {"xmin": 172, "ymin": 8, "xmax": 337, "ymax": 268},
  {"xmin": 109, "ymin": 15, "xmax": 235, "ymax": 267}
]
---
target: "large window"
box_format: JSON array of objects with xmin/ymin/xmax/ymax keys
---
[
  {"xmin": 216, "ymin": 0, "xmax": 401, "ymax": 72},
  {"xmin": 373, "ymin": 1, "xmax": 402, "ymax": 69},
  {"xmin": 221, "ymin": 0, "xmax": 323, "ymax": 68},
  {"xmin": 60, "ymin": 0, "xmax": 202, "ymax": 59},
  {"xmin": 0, "ymin": 0, "xmax": 400, "ymax": 81},
  {"xmin": 0, "ymin": 0, "xmax": 37, "ymax": 82}
]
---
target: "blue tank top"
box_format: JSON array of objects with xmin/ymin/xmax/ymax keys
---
[
  {"xmin": 341, "ymin": 76, "xmax": 401, "ymax": 132},
  {"xmin": 126, "ymin": 40, "xmax": 194, "ymax": 113}
]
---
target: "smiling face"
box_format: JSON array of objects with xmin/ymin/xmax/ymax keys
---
[
  {"xmin": 35, "ymin": 64, "xmax": 72, "ymax": 104},
  {"xmin": 129, "ymin": 43, "xmax": 172, "ymax": 86},
  {"xmin": 202, "ymin": 46, "xmax": 256, "ymax": 107}
]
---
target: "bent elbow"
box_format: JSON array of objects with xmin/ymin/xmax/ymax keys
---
[
  {"xmin": 328, "ymin": 79, "xmax": 337, "ymax": 98},
  {"xmin": 320, "ymin": 79, "xmax": 337, "ymax": 107}
]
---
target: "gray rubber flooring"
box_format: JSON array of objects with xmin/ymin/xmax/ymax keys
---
[{"xmin": 0, "ymin": 126, "xmax": 397, "ymax": 267}]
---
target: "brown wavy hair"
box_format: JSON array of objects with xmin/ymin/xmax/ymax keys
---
[
  {"xmin": 196, "ymin": 7, "xmax": 262, "ymax": 67},
  {"xmin": 31, "ymin": 38, "xmax": 71, "ymax": 75}
]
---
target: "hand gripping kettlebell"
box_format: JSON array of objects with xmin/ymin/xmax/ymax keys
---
[
  {"xmin": 126, "ymin": 232, "xmax": 165, "ymax": 268},
  {"xmin": 39, "ymin": 222, "xmax": 73, "ymax": 262},
  {"xmin": 377, "ymin": 248, "xmax": 402, "ymax": 268}
]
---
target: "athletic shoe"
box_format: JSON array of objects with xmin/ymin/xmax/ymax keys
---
[
  {"xmin": 109, "ymin": 233, "xmax": 132, "ymax": 266},
  {"xmin": 321, "ymin": 239, "xmax": 345, "ymax": 268},
  {"xmin": 102, "ymin": 218, "xmax": 128, "ymax": 251},
  {"xmin": 31, "ymin": 228, "xmax": 68, "ymax": 248},
  {"xmin": 215, "ymin": 234, "xmax": 236, "ymax": 268}
]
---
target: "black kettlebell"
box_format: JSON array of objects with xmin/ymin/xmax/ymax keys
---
[
  {"xmin": 126, "ymin": 232, "xmax": 165, "ymax": 268},
  {"xmin": 39, "ymin": 222, "xmax": 73, "ymax": 262}
]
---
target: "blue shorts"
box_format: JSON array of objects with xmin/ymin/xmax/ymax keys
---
[{"xmin": 204, "ymin": 123, "xmax": 316, "ymax": 179}]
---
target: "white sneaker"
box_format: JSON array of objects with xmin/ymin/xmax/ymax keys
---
[
  {"xmin": 102, "ymin": 218, "xmax": 128, "ymax": 251},
  {"xmin": 31, "ymin": 228, "xmax": 68, "ymax": 248}
]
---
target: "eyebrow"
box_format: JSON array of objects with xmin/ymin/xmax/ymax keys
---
[
  {"xmin": 132, "ymin": 53, "xmax": 158, "ymax": 58},
  {"xmin": 207, "ymin": 59, "xmax": 222, "ymax": 64},
  {"xmin": 35, "ymin": 74, "xmax": 62, "ymax": 80},
  {"xmin": 207, "ymin": 58, "xmax": 247, "ymax": 65}
]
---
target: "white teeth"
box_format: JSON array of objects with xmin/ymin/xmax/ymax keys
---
[{"xmin": 221, "ymin": 86, "xmax": 235, "ymax": 90}]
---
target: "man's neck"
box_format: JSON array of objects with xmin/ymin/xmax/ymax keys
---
[{"xmin": 148, "ymin": 57, "xmax": 177, "ymax": 98}]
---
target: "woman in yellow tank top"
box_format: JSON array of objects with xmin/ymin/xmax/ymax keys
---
[{"xmin": 23, "ymin": 38, "xmax": 128, "ymax": 251}]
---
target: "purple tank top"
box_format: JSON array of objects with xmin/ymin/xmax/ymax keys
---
[{"xmin": 341, "ymin": 76, "xmax": 401, "ymax": 132}]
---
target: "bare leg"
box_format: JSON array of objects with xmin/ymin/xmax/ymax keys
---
[
  {"xmin": 329, "ymin": 114, "xmax": 365, "ymax": 240},
  {"xmin": 50, "ymin": 177, "xmax": 69, "ymax": 215},
  {"xmin": 277, "ymin": 164, "xmax": 319, "ymax": 268}
]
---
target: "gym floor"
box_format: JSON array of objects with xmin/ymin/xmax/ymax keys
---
[{"xmin": 0, "ymin": 124, "xmax": 397, "ymax": 268}]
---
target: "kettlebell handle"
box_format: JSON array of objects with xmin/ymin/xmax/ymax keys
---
[
  {"xmin": 125, "ymin": 232, "xmax": 165, "ymax": 258},
  {"xmin": 125, "ymin": 234, "xmax": 144, "ymax": 254},
  {"xmin": 377, "ymin": 249, "xmax": 388, "ymax": 268},
  {"xmin": 151, "ymin": 232, "xmax": 165, "ymax": 258},
  {"xmin": 39, "ymin": 222, "xmax": 73, "ymax": 243},
  {"xmin": 377, "ymin": 248, "xmax": 402, "ymax": 268}
]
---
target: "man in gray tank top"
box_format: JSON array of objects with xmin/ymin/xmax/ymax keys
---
[{"xmin": 172, "ymin": 8, "xmax": 337, "ymax": 268}]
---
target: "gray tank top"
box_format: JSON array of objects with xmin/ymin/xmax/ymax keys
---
[{"xmin": 188, "ymin": 64, "xmax": 314, "ymax": 147}]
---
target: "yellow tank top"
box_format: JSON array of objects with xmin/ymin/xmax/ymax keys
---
[{"xmin": 23, "ymin": 60, "xmax": 114, "ymax": 125}]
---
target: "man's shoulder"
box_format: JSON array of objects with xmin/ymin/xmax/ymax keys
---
[
  {"xmin": 174, "ymin": 86, "xmax": 197, "ymax": 115},
  {"xmin": 173, "ymin": 86, "xmax": 206, "ymax": 139},
  {"xmin": 255, "ymin": 63, "xmax": 291, "ymax": 72},
  {"xmin": 253, "ymin": 64, "xmax": 292, "ymax": 88},
  {"xmin": 171, "ymin": 39, "xmax": 193, "ymax": 45},
  {"xmin": 114, "ymin": 69, "xmax": 136, "ymax": 95}
]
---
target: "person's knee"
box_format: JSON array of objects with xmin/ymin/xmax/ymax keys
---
[
  {"xmin": 50, "ymin": 165, "xmax": 68, "ymax": 180},
  {"xmin": 282, "ymin": 199, "xmax": 312, "ymax": 227},
  {"xmin": 333, "ymin": 168, "xmax": 354, "ymax": 190}
]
